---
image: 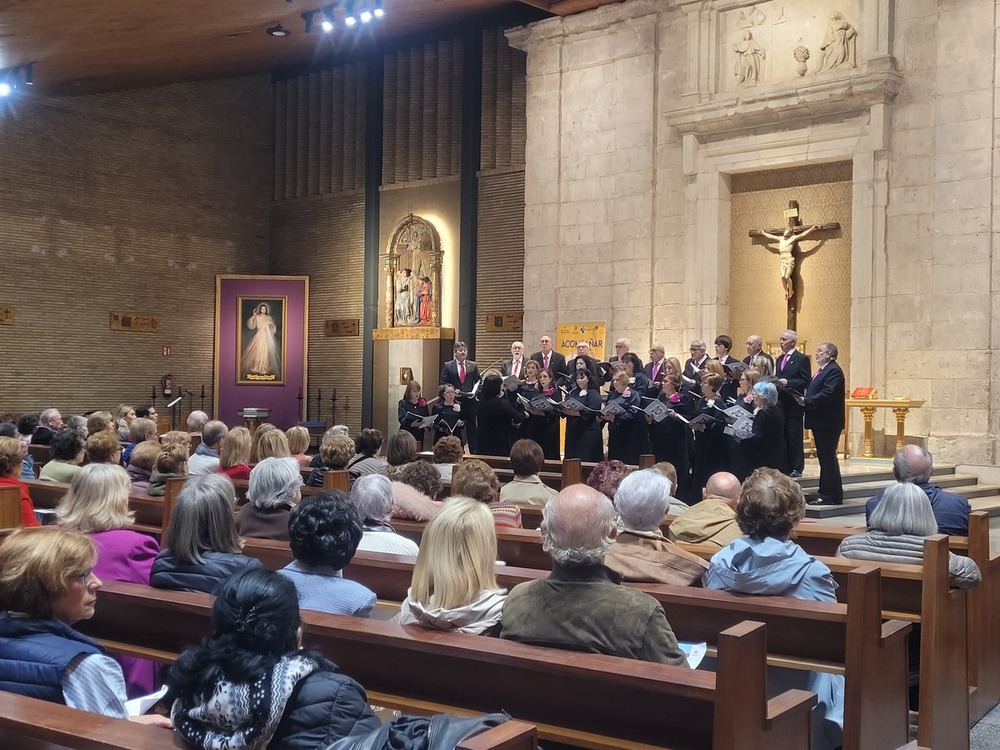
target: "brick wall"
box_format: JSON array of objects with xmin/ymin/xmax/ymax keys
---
[{"xmin": 0, "ymin": 75, "xmax": 272, "ymax": 421}]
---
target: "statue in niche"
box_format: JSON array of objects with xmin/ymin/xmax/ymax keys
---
[
  {"xmin": 383, "ymin": 214, "xmax": 442, "ymax": 328},
  {"xmin": 734, "ymin": 31, "xmax": 766, "ymax": 86},
  {"xmin": 818, "ymin": 11, "xmax": 858, "ymax": 72}
]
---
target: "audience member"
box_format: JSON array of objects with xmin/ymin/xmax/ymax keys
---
[
  {"xmin": 122, "ymin": 417, "xmax": 158, "ymax": 465},
  {"xmin": 0, "ymin": 529, "xmax": 171, "ymax": 726},
  {"xmin": 347, "ymin": 428, "xmax": 388, "ymax": 479},
  {"xmin": 167, "ymin": 568, "xmax": 378, "ymax": 748},
  {"xmin": 431, "ymin": 435, "xmax": 464, "ymax": 481},
  {"xmin": 0, "ymin": 422, "xmax": 35, "ymax": 479},
  {"xmin": 86, "ymin": 411, "xmax": 114, "ymax": 437},
  {"xmin": 865, "ymin": 445, "xmax": 971, "ymax": 536},
  {"xmin": 114, "ymin": 405, "xmax": 136, "ymax": 441},
  {"xmin": 151, "ymin": 474, "xmax": 263, "ymax": 593},
  {"xmin": 706, "ymin": 468, "xmax": 843, "ymax": 750},
  {"xmin": 159, "ymin": 430, "xmax": 191, "ymax": 452},
  {"xmin": 254, "ymin": 427, "xmax": 291, "ymax": 463},
  {"xmin": 134, "ymin": 405, "xmax": 159, "ymax": 424},
  {"xmin": 385, "ymin": 430, "xmax": 418, "ymax": 468},
  {"xmin": 237, "ymin": 457, "xmax": 302, "ymax": 542},
  {"xmin": 186, "ymin": 410, "xmax": 209, "ymax": 434},
  {"xmin": 499, "ymin": 439, "xmax": 557, "ymax": 507},
  {"xmin": 500, "ymin": 484, "xmax": 686, "ymax": 665},
  {"xmin": 585, "ymin": 459, "xmax": 632, "ymax": 501},
  {"xmin": 218, "ymin": 426, "xmax": 252, "ymax": 481},
  {"xmin": 66, "ymin": 415, "xmax": 89, "ymax": 440},
  {"xmin": 398, "ymin": 497, "xmax": 506, "ymax": 634},
  {"xmin": 350, "ymin": 475, "xmax": 420, "ymax": 555},
  {"xmin": 286, "ymin": 425, "xmax": 313, "ymax": 469},
  {"xmin": 390, "ymin": 461, "xmax": 443, "ymax": 521},
  {"xmin": 307, "ymin": 435, "xmax": 355, "ymax": 487},
  {"xmin": 125, "ymin": 440, "xmax": 160, "ymax": 492},
  {"xmin": 147, "ymin": 445, "xmax": 189, "ymax": 496},
  {"xmin": 16, "ymin": 412, "xmax": 40, "ymax": 446},
  {"xmin": 452, "ymin": 459, "xmax": 522, "ymax": 529},
  {"xmin": 188, "ymin": 421, "xmax": 228, "ymax": 475},
  {"xmin": 667, "ymin": 471, "xmax": 742, "ymax": 548},
  {"xmin": 85, "ymin": 430, "xmax": 123, "ymax": 466},
  {"xmin": 38, "ymin": 428, "xmax": 85, "ymax": 483},
  {"xmin": 279, "ymin": 492, "xmax": 375, "ymax": 617},
  {"xmin": 31, "ymin": 408, "xmax": 65, "ymax": 446},
  {"xmin": 0, "ymin": 436, "xmax": 39, "ymax": 526},
  {"xmin": 605, "ymin": 470, "xmax": 708, "ymax": 585},
  {"xmin": 650, "ymin": 462, "xmax": 690, "ymax": 514},
  {"xmin": 250, "ymin": 423, "xmax": 278, "ymax": 462}
]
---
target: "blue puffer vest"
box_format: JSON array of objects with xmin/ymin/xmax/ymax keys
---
[{"xmin": 0, "ymin": 612, "xmax": 103, "ymax": 703}]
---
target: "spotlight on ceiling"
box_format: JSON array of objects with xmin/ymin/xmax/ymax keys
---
[
  {"xmin": 360, "ymin": 8, "xmax": 373, "ymax": 23},
  {"xmin": 266, "ymin": 22, "xmax": 291, "ymax": 37},
  {"xmin": 343, "ymin": 1, "xmax": 357, "ymax": 26},
  {"xmin": 373, "ymin": 0, "xmax": 384, "ymax": 19},
  {"xmin": 321, "ymin": 6, "xmax": 335, "ymax": 31},
  {"xmin": 0, "ymin": 82, "xmax": 11, "ymax": 97},
  {"xmin": 0, "ymin": 62, "xmax": 35, "ymax": 97}
]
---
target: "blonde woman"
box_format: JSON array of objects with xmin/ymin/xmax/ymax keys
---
[
  {"xmin": 250, "ymin": 423, "xmax": 277, "ymax": 463},
  {"xmin": 86, "ymin": 410, "xmax": 115, "ymax": 437},
  {"xmin": 396, "ymin": 497, "xmax": 505, "ymax": 634},
  {"xmin": 255, "ymin": 427, "xmax": 291, "ymax": 462},
  {"xmin": 286, "ymin": 425, "xmax": 313, "ymax": 468},
  {"xmin": 148, "ymin": 445, "xmax": 189, "ymax": 496},
  {"xmin": 219, "ymin": 426, "xmax": 253, "ymax": 481},
  {"xmin": 160, "ymin": 430, "xmax": 192, "ymax": 452},
  {"xmin": 114, "ymin": 404, "xmax": 136, "ymax": 440}
]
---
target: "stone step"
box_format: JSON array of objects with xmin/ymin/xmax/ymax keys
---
[
  {"xmin": 810, "ymin": 475, "xmax": 984, "ymax": 501},
  {"xmin": 795, "ymin": 465, "xmax": 957, "ymax": 489},
  {"xmin": 804, "ymin": 485, "xmax": 1000, "ymax": 519}
]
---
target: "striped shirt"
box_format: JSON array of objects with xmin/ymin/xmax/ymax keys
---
[{"xmin": 279, "ymin": 561, "xmax": 376, "ymax": 618}]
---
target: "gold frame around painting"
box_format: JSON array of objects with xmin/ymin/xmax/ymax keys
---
[{"xmin": 237, "ymin": 295, "xmax": 288, "ymax": 385}]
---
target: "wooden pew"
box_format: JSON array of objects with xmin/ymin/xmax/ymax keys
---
[
  {"xmin": 25, "ymin": 478, "xmax": 164, "ymax": 537},
  {"xmin": 0, "ymin": 485, "xmax": 23, "ymax": 528},
  {"xmin": 0, "ymin": 692, "xmax": 539, "ymax": 750},
  {"xmin": 27, "ymin": 444, "xmax": 51, "ymax": 472},
  {"xmin": 966, "ymin": 511, "xmax": 1000, "ymax": 723},
  {"xmin": 239, "ymin": 542, "xmax": 910, "ymax": 750},
  {"xmin": 77, "ymin": 580, "xmax": 816, "ymax": 750}
]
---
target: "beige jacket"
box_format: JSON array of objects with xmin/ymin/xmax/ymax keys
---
[
  {"xmin": 667, "ymin": 498, "xmax": 741, "ymax": 549},
  {"xmin": 605, "ymin": 530, "xmax": 709, "ymax": 586},
  {"xmin": 499, "ymin": 474, "xmax": 557, "ymax": 507}
]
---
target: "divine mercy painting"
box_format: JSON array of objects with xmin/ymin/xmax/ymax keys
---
[{"xmin": 238, "ymin": 296, "xmax": 285, "ymax": 384}]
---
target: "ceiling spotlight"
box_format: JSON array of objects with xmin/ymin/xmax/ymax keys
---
[
  {"xmin": 0, "ymin": 82, "xmax": 11, "ymax": 97},
  {"xmin": 321, "ymin": 6, "xmax": 335, "ymax": 31},
  {"xmin": 373, "ymin": 0, "xmax": 384, "ymax": 17},
  {"xmin": 266, "ymin": 22, "xmax": 291, "ymax": 37},
  {"xmin": 360, "ymin": 9, "xmax": 372, "ymax": 23},
  {"xmin": 343, "ymin": 1, "xmax": 356, "ymax": 26}
]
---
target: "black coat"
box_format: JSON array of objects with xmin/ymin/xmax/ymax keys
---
[
  {"xmin": 150, "ymin": 550, "xmax": 263, "ymax": 594},
  {"xmin": 744, "ymin": 405, "xmax": 789, "ymax": 474},
  {"xmin": 775, "ymin": 350, "xmax": 811, "ymax": 416},
  {"xmin": 432, "ymin": 402, "xmax": 465, "ymax": 445},
  {"xmin": 804, "ymin": 361, "xmax": 846, "ymax": 433},
  {"xmin": 605, "ymin": 387, "xmax": 646, "ymax": 465},
  {"xmin": 397, "ymin": 398, "xmax": 430, "ymax": 445},
  {"xmin": 274, "ymin": 669, "xmax": 382, "ymax": 750},
  {"xmin": 477, "ymin": 395, "xmax": 526, "ymax": 457},
  {"xmin": 530, "ymin": 350, "xmax": 568, "ymax": 379},
  {"xmin": 563, "ymin": 386, "xmax": 603, "ymax": 462}
]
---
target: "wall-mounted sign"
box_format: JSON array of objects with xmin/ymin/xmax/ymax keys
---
[
  {"xmin": 485, "ymin": 312, "xmax": 524, "ymax": 333},
  {"xmin": 325, "ymin": 319, "xmax": 360, "ymax": 337},
  {"xmin": 0, "ymin": 304, "xmax": 13, "ymax": 325},
  {"xmin": 110, "ymin": 312, "xmax": 159, "ymax": 333}
]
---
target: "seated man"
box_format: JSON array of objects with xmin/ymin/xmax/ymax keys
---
[
  {"xmin": 605, "ymin": 470, "xmax": 708, "ymax": 586},
  {"xmin": 121, "ymin": 417, "xmax": 159, "ymax": 466},
  {"xmin": 865, "ymin": 445, "xmax": 971, "ymax": 536},
  {"xmin": 668, "ymin": 471, "xmax": 742, "ymax": 549},
  {"xmin": 279, "ymin": 491, "xmax": 376, "ymax": 618},
  {"xmin": 31, "ymin": 408, "xmax": 64, "ymax": 446},
  {"xmin": 186, "ymin": 410, "xmax": 208, "ymax": 434},
  {"xmin": 500, "ymin": 483, "xmax": 687, "ymax": 666},
  {"xmin": 188, "ymin": 420, "xmax": 228, "ymax": 475}
]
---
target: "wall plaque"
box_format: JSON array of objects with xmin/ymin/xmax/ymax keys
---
[
  {"xmin": 0, "ymin": 304, "xmax": 12, "ymax": 325},
  {"xmin": 485, "ymin": 312, "xmax": 524, "ymax": 333},
  {"xmin": 110, "ymin": 312, "xmax": 159, "ymax": 332},
  {"xmin": 325, "ymin": 318, "xmax": 360, "ymax": 337}
]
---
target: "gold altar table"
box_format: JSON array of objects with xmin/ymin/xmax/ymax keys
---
[{"xmin": 846, "ymin": 398, "xmax": 925, "ymax": 458}]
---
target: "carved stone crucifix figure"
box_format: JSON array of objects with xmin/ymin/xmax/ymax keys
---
[{"xmin": 748, "ymin": 200, "xmax": 840, "ymax": 329}]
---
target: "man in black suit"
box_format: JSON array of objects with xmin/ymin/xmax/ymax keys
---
[
  {"xmin": 30, "ymin": 408, "xmax": 64, "ymax": 446},
  {"xmin": 713, "ymin": 335, "xmax": 735, "ymax": 365},
  {"xmin": 682, "ymin": 340, "xmax": 709, "ymax": 386},
  {"xmin": 610, "ymin": 338, "xmax": 643, "ymax": 371},
  {"xmin": 530, "ymin": 335, "xmax": 568, "ymax": 382},
  {"xmin": 774, "ymin": 329, "xmax": 811, "ymax": 477},
  {"xmin": 643, "ymin": 343, "xmax": 667, "ymax": 396},
  {"xmin": 501, "ymin": 341, "xmax": 527, "ymax": 379},
  {"xmin": 440, "ymin": 340, "xmax": 481, "ymax": 452},
  {"xmin": 742, "ymin": 334, "xmax": 775, "ymax": 370},
  {"xmin": 797, "ymin": 341, "xmax": 845, "ymax": 504}
]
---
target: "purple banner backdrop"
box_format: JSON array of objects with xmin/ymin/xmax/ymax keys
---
[{"xmin": 215, "ymin": 276, "xmax": 308, "ymax": 429}]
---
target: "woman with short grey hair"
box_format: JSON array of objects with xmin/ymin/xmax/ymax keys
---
[
  {"xmin": 837, "ymin": 482, "xmax": 980, "ymax": 588},
  {"xmin": 350, "ymin": 475, "xmax": 419, "ymax": 556},
  {"xmin": 735, "ymin": 380, "xmax": 788, "ymax": 478},
  {"xmin": 235, "ymin": 457, "xmax": 302, "ymax": 541}
]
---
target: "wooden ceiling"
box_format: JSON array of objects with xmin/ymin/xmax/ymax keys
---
[{"xmin": 0, "ymin": 0, "xmax": 619, "ymax": 96}]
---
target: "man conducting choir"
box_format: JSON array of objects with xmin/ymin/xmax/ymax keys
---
[{"xmin": 796, "ymin": 342, "xmax": 845, "ymax": 505}]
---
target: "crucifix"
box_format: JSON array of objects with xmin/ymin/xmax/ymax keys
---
[{"xmin": 748, "ymin": 200, "xmax": 840, "ymax": 330}]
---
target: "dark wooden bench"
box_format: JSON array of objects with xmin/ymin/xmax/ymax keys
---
[
  {"xmin": 0, "ymin": 485, "xmax": 23, "ymax": 529},
  {"xmin": 25, "ymin": 478, "xmax": 164, "ymax": 537},
  {"xmin": 27, "ymin": 444, "xmax": 51, "ymax": 473},
  {"xmin": 0, "ymin": 691, "xmax": 538, "ymax": 750},
  {"xmin": 239, "ymin": 542, "xmax": 910, "ymax": 750},
  {"xmin": 77, "ymin": 580, "xmax": 815, "ymax": 750}
]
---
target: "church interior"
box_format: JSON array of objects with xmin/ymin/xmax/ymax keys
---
[{"xmin": 2, "ymin": 0, "xmax": 1000, "ymax": 748}]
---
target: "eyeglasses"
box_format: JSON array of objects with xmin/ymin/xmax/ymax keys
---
[{"xmin": 72, "ymin": 569, "xmax": 94, "ymax": 586}]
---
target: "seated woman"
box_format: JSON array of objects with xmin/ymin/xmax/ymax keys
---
[
  {"xmin": 432, "ymin": 384, "xmax": 465, "ymax": 446},
  {"xmin": 218, "ymin": 426, "xmax": 253, "ymax": 481},
  {"xmin": 650, "ymin": 462, "xmax": 690, "ymax": 515},
  {"xmin": 237, "ymin": 457, "xmax": 302, "ymax": 541},
  {"xmin": 585, "ymin": 459, "xmax": 631, "ymax": 502},
  {"xmin": 0, "ymin": 528, "xmax": 170, "ymax": 726},
  {"xmin": 309, "ymin": 426, "xmax": 350, "ymax": 468},
  {"xmin": 125, "ymin": 440, "xmax": 160, "ymax": 492},
  {"xmin": 562, "ymin": 367, "xmax": 603, "ymax": 462},
  {"xmin": 385, "ymin": 430, "xmax": 418, "ymax": 471},
  {"xmin": 39, "ymin": 428, "xmax": 85, "ymax": 483},
  {"xmin": 0, "ymin": 436, "xmax": 39, "ymax": 526},
  {"xmin": 286, "ymin": 425, "xmax": 313, "ymax": 469},
  {"xmin": 499, "ymin": 439, "xmax": 557, "ymax": 507},
  {"xmin": 114, "ymin": 404, "xmax": 135, "ymax": 442},
  {"xmin": 167, "ymin": 568, "xmax": 379, "ymax": 748},
  {"xmin": 280, "ymin": 493, "xmax": 376, "ymax": 618},
  {"xmin": 350, "ymin": 475, "xmax": 420, "ymax": 555},
  {"xmin": 159, "ymin": 430, "xmax": 191, "ymax": 453},
  {"xmin": 476, "ymin": 373, "xmax": 526, "ymax": 458},
  {"xmin": 85, "ymin": 430, "xmax": 122, "ymax": 466},
  {"xmin": 390, "ymin": 460, "xmax": 444, "ymax": 522},
  {"xmin": 147, "ymin": 444, "xmax": 188, "ymax": 496},
  {"xmin": 346, "ymin": 428, "xmax": 387, "ymax": 479},
  {"xmin": 397, "ymin": 497, "xmax": 506, "ymax": 634},
  {"xmin": 451, "ymin": 459, "xmax": 521, "ymax": 529},
  {"xmin": 602, "ymin": 371, "xmax": 644, "ymax": 465},
  {"xmin": 397, "ymin": 380, "xmax": 431, "ymax": 448},
  {"xmin": 86, "ymin": 411, "xmax": 115, "ymax": 437},
  {"xmin": 307, "ymin": 435, "xmax": 356, "ymax": 488},
  {"xmin": 151, "ymin": 474, "xmax": 263, "ymax": 593},
  {"xmin": 837, "ymin": 482, "xmax": 981, "ymax": 588},
  {"xmin": 604, "ymin": 469, "xmax": 707, "ymax": 586},
  {"xmin": 431, "ymin": 435, "xmax": 464, "ymax": 482},
  {"xmin": 707, "ymin": 468, "xmax": 844, "ymax": 750},
  {"xmin": 255, "ymin": 428, "xmax": 291, "ymax": 463},
  {"xmin": 57, "ymin": 463, "xmax": 161, "ymax": 697}
]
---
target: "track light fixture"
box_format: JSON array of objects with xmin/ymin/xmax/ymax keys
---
[
  {"xmin": 0, "ymin": 62, "xmax": 35, "ymax": 98},
  {"xmin": 300, "ymin": 0, "xmax": 384, "ymax": 33},
  {"xmin": 266, "ymin": 22, "xmax": 291, "ymax": 37}
]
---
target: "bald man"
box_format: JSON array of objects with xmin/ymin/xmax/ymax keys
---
[
  {"xmin": 667, "ymin": 472, "xmax": 742, "ymax": 549},
  {"xmin": 500, "ymin": 484, "xmax": 686, "ymax": 665}
]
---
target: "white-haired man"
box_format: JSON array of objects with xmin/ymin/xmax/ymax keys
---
[
  {"xmin": 500, "ymin": 484, "xmax": 686, "ymax": 665},
  {"xmin": 186, "ymin": 410, "xmax": 209, "ymax": 433},
  {"xmin": 30, "ymin": 408, "xmax": 64, "ymax": 446},
  {"xmin": 604, "ymin": 470, "xmax": 708, "ymax": 586},
  {"xmin": 530, "ymin": 335, "xmax": 568, "ymax": 381},
  {"xmin": 501, "ymin": 341, "xmax": 527, "ymax": 379},
  {"xmin": 350, "ymin": 474, "xmax": 419, "ymax": 555},
  {"xmin": 188, "ymin": 420, "xmax": 228, "ymax": 475}
]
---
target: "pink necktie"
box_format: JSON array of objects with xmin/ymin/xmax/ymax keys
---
[
  {"xmin": 459, "ymin": 363, "xmax": 466, "ymax": 383},
  {"xmin": 652, "ymin": 363, "xmax": 660, "ymax": 381},
  {"xmin": 782, "ymin": 354, "xmax": 789, "ymax": 370},
  {"xmin": 544, "ymin": 355, "xmax": 550, "ymax": 369},
  {"xmin": 513, "ymin": 359, "xmax": 520, "ymax": 377}
]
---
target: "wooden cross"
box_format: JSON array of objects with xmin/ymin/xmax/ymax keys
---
[{"xmin": 748, "ymin": 200, "xmax": 840, "ymax": 329}]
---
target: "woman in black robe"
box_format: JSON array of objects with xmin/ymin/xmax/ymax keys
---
[{"xmin": 562, "ymin": 368, "xmax": 603, "ymax": 462}]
